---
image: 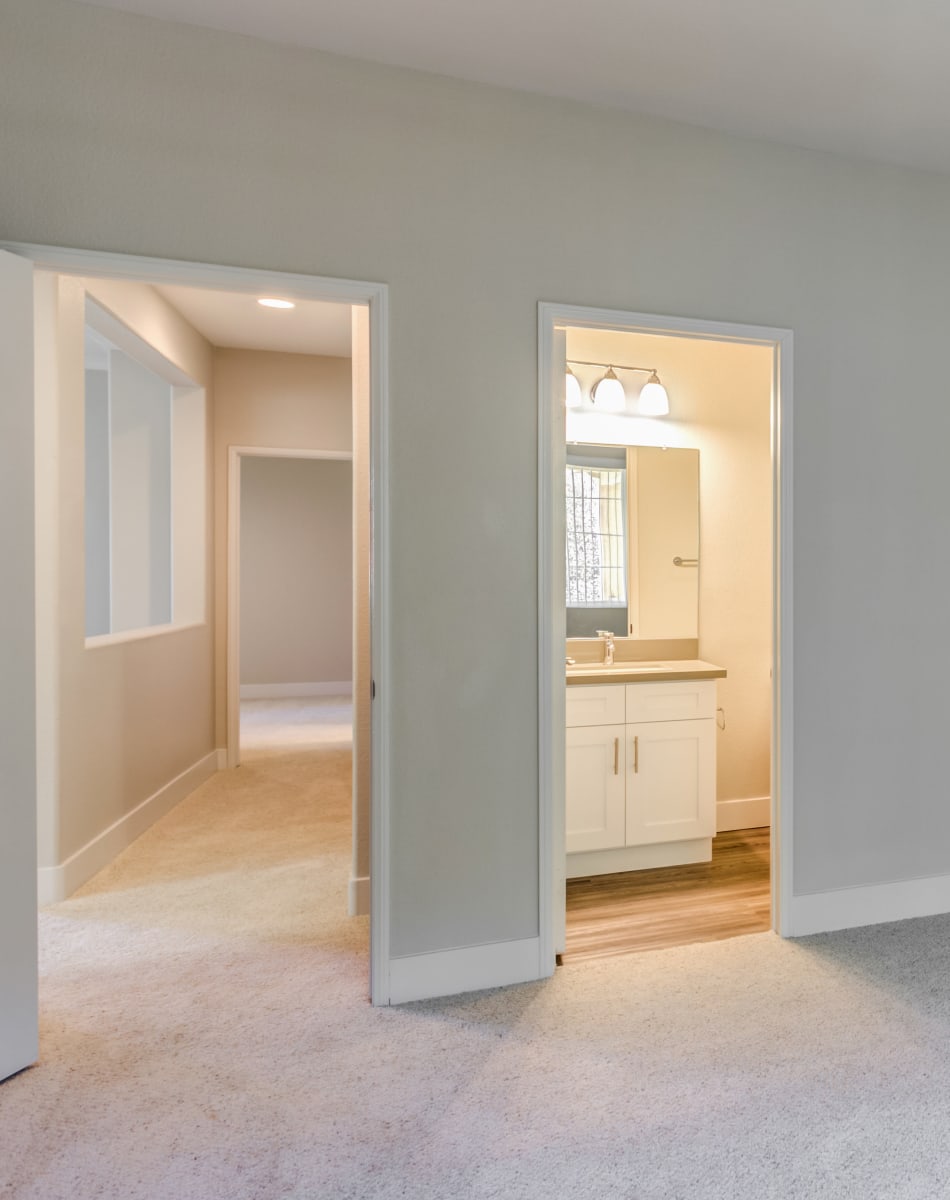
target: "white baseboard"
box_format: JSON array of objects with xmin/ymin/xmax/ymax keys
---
[
  {"xmin": 787, "ymin": 872, "xmax": 950, "ymax": 937},
  {"xmin": 717, "ymin": 796, "xmax": 771, "ymax": 832},
  {"xmin": 388, "ymin": 937, "xmax": 542, "ymax": 1005},
  {"xmin": 568, "ymin": 838, "xmax": 711, "ymax": 879},
  {"xmin": 349, "ymin": 874, "xmax": 370, "ymax": 916},
  {"xmin": 216, "ymin": 748, "xmax": 228, "ymax": 769},
  {"xmin": 240, "ymin": 681, "xmax": 353, "ymax": 700},
  {"xmin": 37, "ymin": 751, "xmax": 219, "ymax": 906}
]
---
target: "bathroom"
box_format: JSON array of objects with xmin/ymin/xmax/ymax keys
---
[{"xmin": 559, "ymin": 322, "xmax": 775, "ymax": 960}]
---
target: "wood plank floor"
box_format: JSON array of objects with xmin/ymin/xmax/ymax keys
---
[{"xmin": 563, "ymin": 828, "xmax": 770, "ymax": 962}]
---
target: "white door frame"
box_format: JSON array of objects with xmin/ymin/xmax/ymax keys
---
[
  {"xmin": 3, "ymin": 242, "xmax": 393, "ymax": 1006},
  {"xmin": 227, "ymin": 446, "xmax": 355, "ymax": 768},
  {"xmin": 0, "ymin": 249, "xmax": 39, "ymax": 1081},
  {"xmin": 538, "ymin": 301, "xmax": 793, "ymax": 970}
]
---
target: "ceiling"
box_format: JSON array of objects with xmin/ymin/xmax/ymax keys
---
[
  {"xmin": 155, "ymin": 284, "xmax": 352, "ymax": 357},
  {"xmin": 78, "ymin": 0, "xmax": 950, "ymax": 175}
]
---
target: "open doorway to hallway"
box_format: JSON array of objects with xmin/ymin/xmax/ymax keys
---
[
  {"xmin": 26, "ymin": 259, "xmax": 380, "ymax": 1026},
  {"xmin": 0, "ymin": 243, "xmax": 392, "ymax": 1087}
]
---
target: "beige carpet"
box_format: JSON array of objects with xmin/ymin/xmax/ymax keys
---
[{"xmin": 4, "ymin": 702, "xmax": 950, "ymax": 1198}]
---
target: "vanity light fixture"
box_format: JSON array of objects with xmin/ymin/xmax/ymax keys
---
[
  {"xmin": 566, "ymin": 359, "xmax": 671, "ymax": 416},
  {"xmin": 257, "ymin": 297, "xmax": 296, "ymax": 309},
  {"xmin": 590, "ymin": 366, "xmax": 626, "ymax": 412},
  {"xmin": 637, "ymin": 370, "xmax": 670, "ymax": 417}
]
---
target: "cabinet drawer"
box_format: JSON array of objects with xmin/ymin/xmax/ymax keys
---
[
  {"xmin": 624, "ymin": 680, "xmax": 716, "ymax": 724},
  {"xmin": 566, "ymin": 684, "xmax": 625, "ymax": 728}
]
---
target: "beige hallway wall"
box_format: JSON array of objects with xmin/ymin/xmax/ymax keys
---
[
  {"xmin": 34, "ymin": 272, "xmax": 215, "ymax": 879},
  {"xmin": 240, "ymin": 455, "xmax": 353, "ymax": 687}
]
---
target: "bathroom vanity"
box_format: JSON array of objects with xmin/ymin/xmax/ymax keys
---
[{"xmin": 565, "ymin": 660, "xmax": 726, "ymax": 878}]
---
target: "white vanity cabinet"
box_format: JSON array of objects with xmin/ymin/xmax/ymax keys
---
[{"xmin": 566, "ymin": 678, "xmax": 718, "ymax": 877}]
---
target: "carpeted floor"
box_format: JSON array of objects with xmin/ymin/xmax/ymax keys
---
[{"xmin": 4, "ymin": 700, "xmax": 950, "ymax": 1198}]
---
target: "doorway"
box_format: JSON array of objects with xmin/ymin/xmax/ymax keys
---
[
  {"xmin": 538, "ymin": 302, "xmax": 793, "ymax": 970},
  {"xmin": 228, "ymin": 448, "xmax": 356, "ymax": 766},
  {"xmin": 0, "ymin": 245, "xmax": 394, "ymax": 1085},
  {"xmin": 228, "ymin": 446, "xmax": 371, "ymax": 917}
]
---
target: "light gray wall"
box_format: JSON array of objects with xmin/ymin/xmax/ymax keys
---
[
  {"xmin": 240, "ymin": 456, "xmax": 353, "ymax": 686},
  {"xmin": 6, "ymin": 0, "xmax": 950, "ymax": 953}
]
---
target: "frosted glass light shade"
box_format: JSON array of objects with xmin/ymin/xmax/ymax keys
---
[
  {"xmin": 638, "ymin": 372, "xmax": 670, "ymax": 416},
  {"xmin": 565, "ymin": 367, "xmax": 584, "ymax": 408},
  {"xmin": 591, "ymin": 367, "xmax": 626, "ymax": 413}
]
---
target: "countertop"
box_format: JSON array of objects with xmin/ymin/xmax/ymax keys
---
[{"xmin": 565, "ymin": 658, "xmax": 726, "ymax": 685}]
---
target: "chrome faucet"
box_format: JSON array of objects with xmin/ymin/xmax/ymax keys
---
[{"xmin": 595, "ymin": 630, "xmax": 615, "ymax": 666}]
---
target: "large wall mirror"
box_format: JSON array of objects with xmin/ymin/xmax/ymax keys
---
[{"xmin": 566, "ymin": 444, "xmax": 699, "ymax": 640}]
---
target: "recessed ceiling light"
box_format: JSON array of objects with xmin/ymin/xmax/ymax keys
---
[{"xmin": 257, "ymin": 297, "xmax": 296, "ymax": 309}]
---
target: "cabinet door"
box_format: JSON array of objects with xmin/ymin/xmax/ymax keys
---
[
  {"xmin": 625, "ymin": 719, "xmax": 715, "ymax": 846},
  {"xmin": 566, "ymin": 724, "xmax": 626, "ymax": 853}
]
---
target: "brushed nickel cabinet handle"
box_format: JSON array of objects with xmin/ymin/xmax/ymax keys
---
[
  {"xmin": 634, "ymin": 735, "xmax": 639, "ymax": 774},
  {"xmin": 613, "ymin": 737, "xmax": 619, "ymax": 775}
]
